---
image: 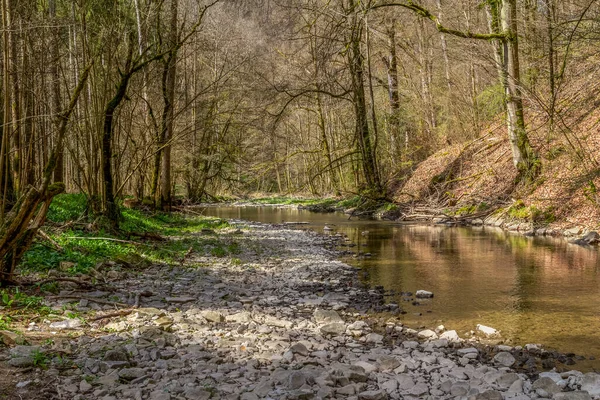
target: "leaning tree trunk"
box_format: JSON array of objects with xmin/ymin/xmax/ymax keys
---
[
  {"xmin": 501, "ymin": 0, "xmax": 539, "ymax": 179},
  {"xmin": 0, "ymin": 64, "xmax": 91, "ymax": 286}
]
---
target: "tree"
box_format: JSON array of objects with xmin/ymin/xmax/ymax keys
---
[{"xmin": 370, "ymin": 0, "xmax": 540, "ymax": 180}]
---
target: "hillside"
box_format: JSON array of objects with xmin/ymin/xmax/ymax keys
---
[{"xmin": 393, "ymin": 105, "xmax": 600, "ymax": 234}]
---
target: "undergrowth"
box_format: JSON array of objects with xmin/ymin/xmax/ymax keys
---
[{"xmin": 20, "ymin": 194, "xmax": 233, "ymax": 277}]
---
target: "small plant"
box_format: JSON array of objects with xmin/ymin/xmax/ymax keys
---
[
  {"xmin": 0, "ymin": 315, "xmax": 11, "ymax": 330},
  {"xmin": 210, "ymin": 246, "xmax": 227, "ymax": 257},
  {"xmin": 31, "ymin": 349, "xmax": 49, "ymax": 368},
  {"xmin": 231, "ymin": 258, "xmax": 243, "ymax": 266}
]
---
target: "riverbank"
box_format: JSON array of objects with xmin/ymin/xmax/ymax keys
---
[{"xmin": 2, "ymin": 219, "xmax": 600, "ymax": 399}]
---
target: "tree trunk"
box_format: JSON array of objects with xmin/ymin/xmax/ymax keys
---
[
  {"xmin": 159, "ymin": 0, "xmax": 177, "ymax": 210},
  {"xmin": 501, "ymin": 0, "xmax": 539, "ymax": 178}
]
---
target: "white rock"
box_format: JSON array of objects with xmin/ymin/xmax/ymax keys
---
[
  {"xmin": 417, "ymin": 329, "xmax": 438, "ymax": 340},
  {"xmin": 49, "ymin": 319, "xmax": 82, "ymax": 330},
  {"xmin": 415, "ymin": 290, "xmax": 434, "ymax": 298},
  {"xmin": 581, "ymin": 373, "xmax": 600, "ymax": 396},
  {"xmin": 440, "ymin": 330, "xmax": 460, "ymax": 342},
  {"xmin": 476, "ymin": 324, "xmax": 499, "ymax": 336}
]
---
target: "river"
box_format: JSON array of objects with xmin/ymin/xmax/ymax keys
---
[{"xmin": 198, "ymin": 205, "xmax": 600, "ymax": 368}]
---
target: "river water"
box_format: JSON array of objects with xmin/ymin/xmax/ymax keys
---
[{"xmin": 198, "ymin": 205, "xmax": 600, "ymax": 366}]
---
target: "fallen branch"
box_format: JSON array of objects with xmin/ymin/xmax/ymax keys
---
[
  {"xmin": 65, "ymin": 236, "xmax": 142, "ymax": 245},
  {"xmin": 32, "ymin": 278, "xmax": 95, "ymax": 289},
  {"xmin": 48, "ymin": 295, "xmax": 129, "ymax": 308},
  {"xmin": 36, "ymin": 230, "xmax": 63, "ymax": 252},
  {"xmin": 90, "ymin": 309, "xmax": 135, "ymax": 321}
]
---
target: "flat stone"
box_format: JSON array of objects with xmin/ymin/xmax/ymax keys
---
[
  {"xmin": 353, "ymin": 361, "xmax": 377, "ymax": 374},
  {"xmin": 290, "ymin": 342, "xmax": 309, "ymax": 356},
  {"xmin": 365, "ymin": 333, "xmax": 383, "ymax": 343},
  {"xmin": 118, "ymin": 367, "xmax": 146, "ymax": 381},
  {"xmin": 320, "ymin": 322, "xmax": 346, "ymax": 335},
  {"xmin": 581, "ymin": 373, "xmax": 600, "ymax": 396},
  {"xmin": 358, "ymin": 390, "xmax": 387, "ymax": 400},
  {"xmin": 49, "ymin": 319, "xmax": 82, "ymax": 330},
  {"xmin": 553, "ymin": 392, "xmax": 593, "ymax": 400},
  {"xmin": 201, "ymin": 310, "xmax": 224, "ymax": 323},
  {"xmin": 8, "ymin": 357, "xmax": 34, "ymax": 368},
  {"xmin": 476, "ymin": 390, "xmax": 503, "ymax": 400},
  {"xmin": 493, "ymin": 351, "xmax": 515, "ymax": 367},
  {"xmin": 135, "ymin": 308, "xmax": 165, "ymax": 318},
  {"xmin": 457, "ymin": 347, "xmax": 479, "ymax": 356},
  {"xmin": 532, "ymin": 377, "xmax": 561, "ymax": 396},
  {"xmin": 225, "ymin": 311, "xmax": 253, "ymax": 323},
  {"xmin": 80, "ymin": 380, "xmax": 93, "ymax": 393},
  {"xmin": 377, "ymin": 355, "xmax": 400, "ymax": 371},
  {"xmin": 165, "ymin": 296, "xmax": 195, "ymax": 303},
  {"xmin": 314, "ymin": 309, "xmax": 343, "ymax": 324}
]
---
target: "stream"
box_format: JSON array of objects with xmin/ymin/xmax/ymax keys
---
[{"xmin": 199, "ymin": 205, "xmax": 600, "ymax": 368}]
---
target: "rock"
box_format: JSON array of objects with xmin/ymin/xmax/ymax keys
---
[
  {"xmin": 496, "ymin": 373, "xmax": 520, "ymax": 389},
  {"xmin": 49, "ymin": 319, "xmax": 82, "ymax": 330},
  {"xmin": 320, "ymin": 322, "xmax": 346, "ymax": 335},
  {"xmin": 103, "ymin": 349, "xmax": 128, "ymax": 362},
  {"xmin": 581, "ymin": 373, "xmax": 600, "ymax": 396},
  {"xmin": 119, "ymin": 368, "xmax": 146, "ymax": 381},
  {"xmin": 201, "ymin": 310, "xmax": 224, "ymax": 323},
  {"xmin": 476, "ymin": 390, "xmax": 503, "ymax": 400},
  {"xmin": 476, "ymin": 324, "xmax": 499, "ymax": 336},
  {"xmin": 564, "ymin": 227, "xmax": 583, "ymax": 236},
  {"xmin": 79, "ymin": 380, "xmax": 93, "ymax": 393},
  {"xmin": 376, "ymin": 355, "xmax": 400, "ymax": 371},
  {"xmin": 241, "ymin": 393, "xmax": 260, "ymax": 400},
  {"xmin": 0, "ymin": 330, "xmax": 25, "ymax": 345},
  {"xmin": 135, "ymin": 308, "xmax": 165, "ymax": 318},
  {"xmin": 493, "ymin": 351, "xmax": 516, "ymax": 367},
  {"xmin": 288, "ymin": 371, "xmax": 307, "ymax": 390},
  {"xmin": 15, "ymin": 381, "xmax": 31, "ymax": 388},
  {"xmin": 184, "ymin": 388, "xmax": 212, "ymax": 400},
  {"xmin": 440, "ymin": 330, "xmax": 460, "ymax": 342},
  {"xmin": 353, "ymin": 361, "xmax": 377, "ymax": 374},
  {"xmin": 365, "ymin": 333, "xmax": 383, "ymax": 343},
  {"xmin": 165, "ymin": 296, "xmax": 196, "ymax": 303},
  {"xmin": 457, "ymin": 347, "xmax": 478, "ymax": 356},
  {"xmin": 8, "ymin": 357, "xmax": 34, "ymax": 368},
  {"xmin": 358, "ymin": 390, "xmax": 387, "ymax": 400},
  {"xmin": 407, "ymin": 383, "xmax": 429, "ymax": 396},
  {"xmin": 314, "ymin": 309, "xmax": 343, "ymax": 324},
  {"xmin": 225, "ymin": 311, "xmax": 254, "ymax": 323},
  {"xmin": 290, "ymin": 342, "xmax": 309, "ymax": 356},
  {"xmin": 553, "ymin": 392, "xmax": 593, "ymax": 400},
  {"xmin": 532, "ymin": 377, "xmax": 561, "ymax": 396},
  {"xmin": 415, "ymin": 290, "xmax": 433, "ymax": 298},
  {"xmin": 417, "ymin": 329, "xmax": 438, "ymax": 340}
]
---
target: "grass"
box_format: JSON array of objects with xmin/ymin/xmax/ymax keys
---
[{"xmin": 20, "ymin": 193, "xmax": 233, "ymax": 277}]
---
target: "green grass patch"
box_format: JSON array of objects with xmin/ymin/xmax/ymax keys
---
[{"xmin": 21, "ymin": 194, "xmax": 232, "ymax": 276}]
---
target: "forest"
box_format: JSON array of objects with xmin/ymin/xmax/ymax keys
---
[
  {"xmin": 1, "ymin": 0, "xmax": 600, "ymax": 280},
  {"xmin": 2, "ymin": 1, "xmax": 600, "ymax": 399}
]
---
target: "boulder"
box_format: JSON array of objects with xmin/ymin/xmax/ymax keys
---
[{"xmin": 314, "ymin": 309, "xmax": 343, "ymax": 324}]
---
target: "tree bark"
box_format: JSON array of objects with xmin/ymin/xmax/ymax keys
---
[{"xmin": 501, "ymin": 0, "xmax": 539, "ymax": 178}]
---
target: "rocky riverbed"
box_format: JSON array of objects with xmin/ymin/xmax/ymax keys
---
[{"xmin": 1, "ymin": 221, "xmax": 600, "ymax": 400}]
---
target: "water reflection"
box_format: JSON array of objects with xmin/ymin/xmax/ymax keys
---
[{"xmin": 198, "ymin": 206, "xmax": 600, "ymax": 362}]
